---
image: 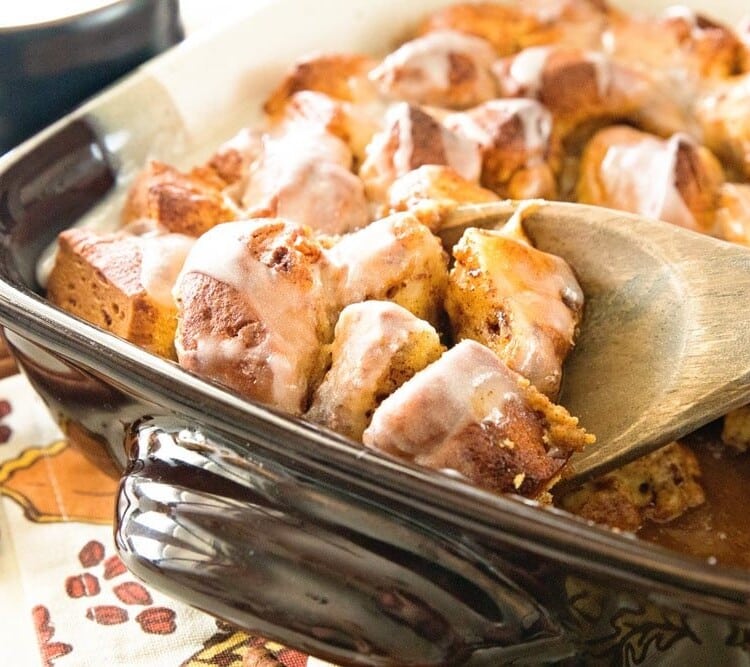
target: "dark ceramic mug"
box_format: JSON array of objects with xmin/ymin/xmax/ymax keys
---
[{"xmin": 0, "ymin": 0, "xmax": 182, "ymax": 155}]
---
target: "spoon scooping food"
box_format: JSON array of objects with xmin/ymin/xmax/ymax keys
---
[{"xmin": 439, "ymin": 200, "xmax": 750, "ymax": 490}]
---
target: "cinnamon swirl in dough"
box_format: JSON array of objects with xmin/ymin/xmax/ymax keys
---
[
  {"xmin": 576, "ymin": 125, "xmax": 724, "ymax": 234},
  {"xmin": 363, "ymin": 339, "xmax": 593, "ymax": 498},
  {"xmin": 445, "ymin": 213, "xmax": 583, "ymax": 399},
  {"xmin": 307, "ymin": 301, "xmax": 444, "ymax": 441}
]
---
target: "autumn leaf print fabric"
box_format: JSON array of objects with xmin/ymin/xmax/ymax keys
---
[{"xmin": 0, "ymin": 373, "xmax": 338, "ymax": 667}]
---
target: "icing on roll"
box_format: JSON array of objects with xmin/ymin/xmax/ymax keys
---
[
  {"xmin": 174, "ymin": 219, "xmax": 338, "ymax": 414},
  {"xmin": 363, "ymin": 339, "xmax": 592, "ymax": 497},
  {"xmin": 359, "ymin": 103, "xmax": 481, "ymax": 201},
  {"xmin": 445, "ymin": 221, "xmax": 583, "ymax": 399},
  {"xmin": 369, "ymin": 29, "xmax": 497, "ymax": 109},
  {"xmin": 242, "ymin": 125, "xmax": 370, "ymax": 234}
]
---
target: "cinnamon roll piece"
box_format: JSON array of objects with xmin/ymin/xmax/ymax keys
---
[
  {"xmin": 362, "ymin": 339, "xmax": 593, "ymax": 499},
  {"xmin": 577, "ymin": 125, "xmax": 724, "ymax": 234},
  {"xmin": 173, "ymin": 219, "xmax": 339, "ymax": 414},
  {"xmin": 328, "ymin": 212, "xmax": 449, "ymax": 328},
  {"xmin": 418, "ymin": 1, "xmax": 613, "ymax": 54},
  {"xmin": 603, "ymin": 7, "xmax": 747, "ymax": 80},
  {"xmin": 263, "ymin": 52, "xmax": 379, "ymax": 115},
  {"xmin": 204, "ymin": 127, "xmax": 264, "ymax": 195},
  {"xmin": 696, "ymin": 73, "xmax": 750, "ymax": 180},
  {"xmin": 48, "ymin": 228, "xmax": 193, "ymax": 359},
  {"xmin": 445, "ymin": 98, "xmax": 558, "ymax": 198},
  {"xmin": 386, "ymin": 165, "xmax": 498, "ymax": 231},
  {"xmin": 558, "ymin": 442, "xmax": 705, "ymax": 531},
  {"xmin": 123, "ymin": 161, "xmax": 240, "ymax": 237},
  {"xmin": 493, "ymin": 46, "xmax": 693, "ymax": 142},
  {"xmin": 359, "ymin": 102, "xmax": 481, "ymax": 202},
  {"xmin": 716, "ymin": 183, "xmax": 750, "ymax": 246},
  {"xmin": 307, "ymin": 301, "xmax": 444, "ymax": 441},
  {"xmin": 265, "ymin": 90, "xmax": 382, "ymax": 165},
  {"xmin": 369, "ymin": 30, "xmax": 497, "ymax": 109},
  {"xmin": 445, "ymin": 215, "xmax": 583, "ymax": 399},
  {"xmin": 242, "ymin": 125, "xmax": 370, "ymax": 234}
]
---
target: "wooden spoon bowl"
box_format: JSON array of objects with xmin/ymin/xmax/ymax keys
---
[{"xmin": 440, "ymin": 200, "xmax": 750, "ymax": 488}]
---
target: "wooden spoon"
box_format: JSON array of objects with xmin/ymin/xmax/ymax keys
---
[{"xmin": 439, "ymin": 200, "xmax": 750, "ymax": 490}]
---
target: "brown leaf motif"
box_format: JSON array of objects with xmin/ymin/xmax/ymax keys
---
[
  {"xmin": 0, "ymin": 399, "xmax": 12, "ymax": 444},
  {"xmin": 136, "ymin": 607, "xmax": 177, "ymax": 635},
  {"xmin": 103, "ymin": 554, "xmax": 127, "ymax": 579},
  {"xmin": 114, "ymin": 581, "xmax": 153, "ymax": 606},
  {"xmin": 65, "ymin": 573, "xmax": 100, "ymax": 598},
  {"xmin": 32, "ymin": 605, "xmax": 73, "ymax": 667},
  {"xmin": 85, "ymin": 605, "xmax": 129, "ymax": 625},
  {"xmin": 79, "ymin": 540, "xmax": 105, "ymax": 568}
]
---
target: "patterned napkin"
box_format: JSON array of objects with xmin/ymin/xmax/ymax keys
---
[{"xmin": 0, "ymin": 370, "xmax": 338, "ymax": 667}]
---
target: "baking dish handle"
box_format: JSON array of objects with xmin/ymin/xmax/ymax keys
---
[{"xmin": 115, "ymin": 418, "xmax": 574, "ymax": 666}]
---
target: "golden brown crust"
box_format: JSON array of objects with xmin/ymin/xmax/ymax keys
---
[
  {"xmin": 363, "ymin": 340, "xmax": 593, "ymax": 498},
  {"xmin": 558, "ymin": 442, "xmax": 705, "ymax": 532},
  {"xmin": 417, "ymin": 2, "xmax": 543, "ymax": 56},
  {"xmin": 721, "ymin": 405, "xmax": 750, "ymax": 453},
  {"xmin": 47, "ymin": 229, "xmax": 178, "ymax": 359},
  {"xmin": 445, "ymin": 99, "xmax": 559, "ymax": 198},
  {"xmin": 306, "ymin": 301, "xmax": 444, "ymax": 441},
  {"xmin": 359, "ymin": 103, "xmax": 481, "ymax": 202},
  {"xmin": 370, "ymin": 30, "xmax": 498, "ymax": 109},
  {"xmin": 445, "ymin": 225, "xmax": 583, "ymax": 398},
  {"xmin": 263, "ymin": 53, "xmax": 378, "ymax": 115},
  {"xmin": 123, "ymin": 160, "xmax": 239, "ymax": 236},
  {"xmin": 417, "ymin": 1, "xmax": 613, "ymax": 54},
  {"xmin": 173, "ymin": 220, "xmax": 336, "ymax": 414},
  {"xmin": 577, "ymin": 125, "xmax": 724, "ymax": 234},
  {"xmin": 716, "ymin": 182, "xmax": 750, "ymax": 245},
  {"xmin": 386, "ymin": 165, "xmax": 498, "ymax": 230},
  {"xmin": 606, "ymin": 9, "xmax": 747, "ymax": 80},
  {"xmin": 696, "ymin": 73, "xmax": 750, "ymax": 180}
]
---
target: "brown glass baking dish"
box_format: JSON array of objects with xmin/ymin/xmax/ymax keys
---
[{"xmin": 0, "ymin": 1, "xmax": 748, "ymax": 664}]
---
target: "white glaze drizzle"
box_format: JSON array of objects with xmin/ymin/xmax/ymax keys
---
[
  {"xmin": 599, "ymin": 133, "xmax": 698, "ymax": 230},
  {"xmin": 363, "ymin": 340, "xmax": 524, "ymax": 459},
  {"xmin": 369, "ymin": 29, "xmax": 496, "ymax": 101},
  {"xmin": 175, "ymin": 219, "xmax": 331, "ymax": 413},
  {"xmin": 138, "ymin": 233, "xmax": 194, "ymax": 308}
]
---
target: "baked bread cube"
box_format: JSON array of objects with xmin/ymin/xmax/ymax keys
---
[
  {"xmin": 493, "ymin": 46, "xmax": 694, "ymax": 143},
  {"xmin": 445, "ymin": 98, "xmax": 558, "ymax": 198},
  {"xmin": 242, "ymin": 126, "xmax": 370, "ymax": 235},
  {"xmin": 576, "ymin": 125, "xmax": 725, "ymax": 234},
  {"xmin": 369, "ymin": 30, "xmax": 497, "ymax": 109},
  {"xmin": 716, "ymin": 182, "xmax": 750, "ymax": 245},
  {"xmin": 696, "ymin": 73, "xmax": 750, "ymax": 180},
  {"xmin": 47, "ymin": 228, "xmax": 193, "ymax": 359},
  {"xmin": 263, "ymin": 52, "xmax": 379, "ymax": 116},
  {"xmin": 445, "ymin": 219, "xmax": 583, "ymax": 398},
  {"xmin": 362, "ymin": 339, "xmax": 593, "ymax": 499},
  {"xmin": 265, "ymin": 90, "xmax": 382, "ymax": 166},
  {"xmin": 306, "ymin": 301, "xmax": 444, "ymax": 441},
  {"xmin": 204, "ymin": 127, "xmax": 264, "ymax": 194},
  {"xmin": 605, "ymin": 7, "xmax": 747, "ymax": 80},
  {"xmin": 123, "ymin": 160, "xmax": 239, "ymax": 236},
  {"xmin": 417, "ymin": 1, "xmax": 612, "ymax": 54},
  {"xmin": 721, "ymin": 405, "xmax": 750, "ymax": 453},
  {"xmin": 386, "ymin": 165, "xmax": 498, "ymax": 231},
  {"xmin": 359, "ymin": 103, "xmax": 481, "ymax": 202},
  {"xmin": 329, "ymin": 212, "xmax": 449, "ymax": 328},
  {"xmin": 173, "ymin": 218, "xmax": 338, "ymax": 415},
  {"xmin": 558, "ymin": 442, "xmax": 705, "ymax": 532}
]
